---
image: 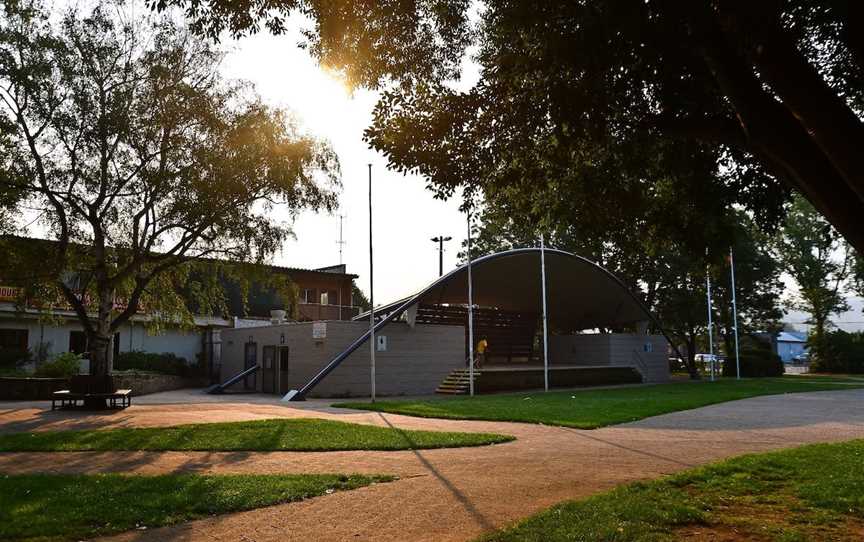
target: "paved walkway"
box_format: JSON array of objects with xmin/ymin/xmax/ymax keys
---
[{"xmin": 1, "ymin": 388, "xmax": 863, "ymax": 541}]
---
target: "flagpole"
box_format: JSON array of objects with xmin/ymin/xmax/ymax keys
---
[
  {"xmin": 540, "ymin": 234, "xmax": 549, "ymax": 392},
  {"xmin": 730, "ymin": 247, "xmax": 741, "ymax": 380},
  {"xmin": 467, "ymin": 210, "xmax": 475, "ymax": 397},
  {"xmin": 368, "ymin": 163, "xmax": 376, "ymax": 402},
  {"xmin": 706, "ymin": 268, "xmax": 714, "ymax": 381}
]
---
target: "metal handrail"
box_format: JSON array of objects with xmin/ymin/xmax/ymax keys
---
[
  {"xmin": 206, "ymin": 364, "xmax": 260, "ymax": 394},
  {"xmin": 631, "ymin": 349, "xmax": 650, "ymax": 380}
]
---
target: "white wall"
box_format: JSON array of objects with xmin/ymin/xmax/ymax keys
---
[
  {"xmin": 0, "ymin": 313, "xmax": 203, "ymax": 367},
  {"xmin": 548, "ymin": 333, "xmax": 669, "ymax": 383}
]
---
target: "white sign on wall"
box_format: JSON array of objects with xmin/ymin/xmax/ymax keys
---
[
  {"xmin": 377, "ymin": 335, "xmax": 388, "ymax": 352},
  {"xmin": 312, "ymin": 322, "xmax": 327, "ymax": 340}
]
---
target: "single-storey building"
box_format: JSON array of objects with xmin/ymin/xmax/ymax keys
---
[
  {"xmin": 776, "ymin": 331, "xmax": 808, "ymax": 363},
  {"xmin": 217, "ymin": 248, "xmax": 673, "ymax": 398}
]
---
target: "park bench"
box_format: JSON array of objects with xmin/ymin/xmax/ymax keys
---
[{"xmin": 51, "ymin": 375, "xmax": 132, "ymax": 410}]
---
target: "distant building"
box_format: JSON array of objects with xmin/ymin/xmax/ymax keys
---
[
  {"xmin": 0, "ymin": 239, "xmax": 358, "ymax": 380},
  {"xmin": 776, "ymin": 331, "xmax": 808, "ymax": 362}
]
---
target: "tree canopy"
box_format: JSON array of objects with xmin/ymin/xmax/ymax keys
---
[
  {"xmin": 0, "ymin": 1, "xmax": 339, "ymax": 374},
  {"xmin": 157, "ymin": 0, "xmax": 864, "ymax": 253},
  {"xmin": 465, "ymin": 198, "xmax": 783, "ymax": 375},
  {"xmin": 776, "ymin": 195, "xmax": 852, "ymax": 365}
]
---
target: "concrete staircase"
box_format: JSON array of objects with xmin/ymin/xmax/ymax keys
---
[{"xmin": 435, "ymin": 368, "xmax": 482, "ymax": 395}]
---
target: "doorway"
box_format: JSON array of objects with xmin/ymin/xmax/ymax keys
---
[
  {"xmin": 262, "ymin": 346, "xmax": 276, "ymax": 394},
  {"xmin": 243, "ymin": 342, "xmax": 257, "ymax": 390},
  {"xmin": 277, "ymin": 346, "xmax": 291, "ymax": 394}
]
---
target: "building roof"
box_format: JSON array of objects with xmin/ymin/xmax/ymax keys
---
[
  {"xmin": 0, "ymin": 235, "xmax": 358, "ymax": 280},
  {"xmin": 0, "ymin": 235, "xmax": 357, "ymax": 319},
  {"xmin": 777, "ymin": 331, "xmax": 807, "ymax": 343}
]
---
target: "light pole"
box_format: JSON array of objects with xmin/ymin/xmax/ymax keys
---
[{"xmin": 430, "ymin": 235, "xmax": 453, "ymax": 276}]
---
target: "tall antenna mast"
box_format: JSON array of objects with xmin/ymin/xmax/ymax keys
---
[{"xmin": 336, "ymin": 214, "xmax": 346, "ymax": 264}]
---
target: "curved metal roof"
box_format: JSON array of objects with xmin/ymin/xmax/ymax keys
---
[{"xmin": 359, "ymin": 247, "xmax": 652, "ymax": 330}]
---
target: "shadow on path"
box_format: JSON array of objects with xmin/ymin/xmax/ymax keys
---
[
  {"xmin": 376, "ymin": 412, "xmax": 495, "ymax": 531},
  {"xmin": 560, "ymin": 426, "xmax": 697, "ymax": 469}
]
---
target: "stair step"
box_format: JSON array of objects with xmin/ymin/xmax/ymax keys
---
[{"xmin": 436, "ymin": 367, "xmax": 482, "ymax": 395}]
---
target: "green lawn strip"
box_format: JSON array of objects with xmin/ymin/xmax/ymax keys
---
[
  {"xmin": 0, "ymin": 472, "xmax": 391, "ymax": 542},
  {"xmin": 334, "ymin": 377, "xmax": 864, "ymax": 429},
  {"xmin": 0, "ymin": 418, "xmax": 514, "ymax": 452},
  {"xmin": 481, "ymin": 439, "xmax": 864, "ymax": 541}
]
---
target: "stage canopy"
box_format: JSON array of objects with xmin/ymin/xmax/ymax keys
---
[{"xmin": 362, "ymin": 248, "xmax": 654, "ymax": 331}]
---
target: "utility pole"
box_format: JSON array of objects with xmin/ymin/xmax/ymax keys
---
[
  {"xmin": 430, "ymin": 235, "xmax": 453, "ymax": 276},
  {"xmin": 368, "ymin": 164, "xmax": 375, "ymax": 403},
  {"xmin": 336, "ymin": 214, "xmax": 346, "ymax": 265}
]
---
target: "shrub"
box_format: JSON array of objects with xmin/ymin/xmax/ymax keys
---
[
  {"xmin": 0, "ymin": 348, "xmax": 31, "ymax": 371},
  {"xmin": 114, "ymin": 350, "xmax": 191, "ymax": 376},
  {"xmin": 737, "ymin": 349, "xmax": 784, "ymax": 377},
  {"xmin": 814, "ymin": 331, "xmax": 864, "ymax": 373},
  {"xmin": 723, "ymin": 336, "xmax": 783, "ymax": 378},
  {"xmin": 34, "ymin": 352, "xmax": 82, "ymax": 378}
]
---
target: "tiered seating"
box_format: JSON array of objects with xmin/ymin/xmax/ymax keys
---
[{"xmin": 415, "ymin": 304, "xmax": 538, "ymax": 363}]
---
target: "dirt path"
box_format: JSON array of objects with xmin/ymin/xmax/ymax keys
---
[{"xmin": 1, "ymin": 389, "xmax": 863, "ymax": 541}]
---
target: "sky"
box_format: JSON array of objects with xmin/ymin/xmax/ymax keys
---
[{"xmin": 220, "ymin": 31, "xmax": 474, "ymax": 305}]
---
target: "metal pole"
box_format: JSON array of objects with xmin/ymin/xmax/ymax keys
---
[
  {"xmin": 467, "ymin": 212, "xmax": 475, "ymax": 397},
  {"xmin": 439, "ymin": 237, "xmax": 444, "ymax": 276},
  {"xmin": 540, "ymin": 235, "xmax": 549, "ymax": 392},
  {"xmin": 730, "ymin": 247, "xmax": 741, "ymax": 380},
  {"xmin": 368, "ymin": 164, "xmax": 376, "ymax": 402},
  {"xmin": 706, "ymin": 268, "xmax": 714, "ymax": 381},
  {"xmin": 337, "ymin": 214, "xmax": 346, "ymax": 264}
]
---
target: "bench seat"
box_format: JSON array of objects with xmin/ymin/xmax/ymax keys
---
[{"xmin": 51, "ymin": 384, "xmax": 132, "ymax": 410}]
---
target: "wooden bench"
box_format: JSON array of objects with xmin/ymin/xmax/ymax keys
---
[{"xmin": 51, "ymin": 376, "xmax": 132, "ymax": 410}]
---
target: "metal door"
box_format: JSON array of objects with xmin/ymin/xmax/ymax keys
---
[
  {"xmin": 243, "ymin": 342, "xmax": 257, "ymax": 390},
  {"xmin": 262, "ymin": 346, "xmax": 276, "ymax": 393},
  {"xmin": 278, "ymin": 346, "xmax": 291, "ymax": 394}
]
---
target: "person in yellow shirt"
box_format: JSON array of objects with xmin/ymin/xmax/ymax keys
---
[{"xmin": 476, "ymin": 336, "xmax": 489, "ymax": 368}]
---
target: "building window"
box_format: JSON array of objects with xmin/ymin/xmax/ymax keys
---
[
  {"xmin": 69, "ymin": 331, "xmax": 88, "ymax": 355},
  {"xmin": 0, "ymin": 329, "xmax": 28, "ymax": 350},
  {"xmin": 301, "ymin": 288, "xmax": 317, "ymax": 304},
  {"xmin": 320, "ymin": 291, "xmax": 329, "ymax": 305},
  {"xmin": 69, "ymin": 331, "xmax": 120, "ymax": 357},
  {"xmin": 327, "ymin": 290, "xmax": 338, "ymax": 305}
]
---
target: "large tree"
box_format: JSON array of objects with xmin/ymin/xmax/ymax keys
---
[
  {"xmin": 156, "ymin": 0, "xmax": 863, "ymax": 251},
  {"xmin": 0, "ymin": 2, "xmax": 338, "ymax": 376},
  {"xmin": 464, "ymin": 194, "xmax": 783, "ymax": 376},
  {"xmin": 776, "ymin": 195, "xmax": 852, "ymax": 367}
]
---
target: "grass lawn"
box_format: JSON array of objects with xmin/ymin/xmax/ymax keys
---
[
  {"xmin": 0, "ymin": 473, "xmax": 391, "ymax": 541},
  {"xmin": 481, "ymin": 438, "xmax": 864, "ymax": 541},
  {"xmin": 0, "ymin": 418, "xmax": 514, "ymax": 452},
  {"xmin": 334, "ymin": 376, "xmax": 864, "ymax": 429}
]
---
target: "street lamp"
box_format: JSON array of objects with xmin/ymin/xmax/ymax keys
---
[{"xmin": 430, "ymin": 235, "xmax": 453, "ymax": 276}]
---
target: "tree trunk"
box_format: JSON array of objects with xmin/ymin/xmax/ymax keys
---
[
  {"xmin": 685, "ymin": 333, "xmax": 700, "ymax": 380},
  {"xmin": 88, "ymin": 333, "xmax": 112, "ymax": 377},
  {"xmin": 84, "ymin": 332, "xmax": 112, "ymax": 409}
]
